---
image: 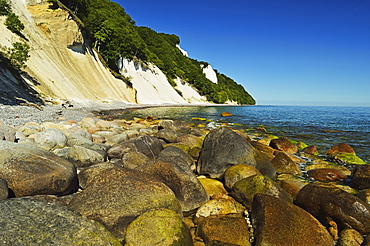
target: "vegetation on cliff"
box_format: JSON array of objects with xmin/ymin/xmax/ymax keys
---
[{"xmin": 59, "ymin": 0, "xmax": 255, "ymax": 104}]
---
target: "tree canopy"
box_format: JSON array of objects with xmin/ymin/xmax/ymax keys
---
[{"xmin": 59, "ymin": 0, "xmax": 255, "ymax": 105}]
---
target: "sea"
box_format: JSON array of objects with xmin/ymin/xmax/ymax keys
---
[{"xmin": 102, "ymin": 105, "xmax": 370, "ymax": 163}]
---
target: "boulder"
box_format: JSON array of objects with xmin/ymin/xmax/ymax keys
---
[
  {"xmin": 197, "ymin": 127, "xmax": 275, "ymax": 179},
  {"xmin": 77, "ymin": 162, "xmax": 116, "ymax": 189},
  {"xmin": 0, "ymin": 198, "xmax": 121, "ymax": 245},
  {"xmin": 196, "ymin": 214, "xmax": 251, "ymax": 246},
  {"xmin": 0, "ymin": 125, "xmax": 17, "ymax": 142},
  {"xmin": 63, "ymin": 145, "xmax": 107, "ymax": 168},
  {"xmin": 155, "ymin": 129, "xmax": 181, "ymax": 143},
  {"xmin": 107, "ymin": 135, "xmax": 163, "ymax": 159},
  {"xmin": 221, "ymin": 112, "xmax": 233, "ymax": 117},
  {"xmin": 125, "ymin": 208, "xmax": 193, "ymax": 246},
  {"xmin": 307, "ymin": 168, "xmax": 347, "ymax": 182},
  {"xmin": 68, "ymin": 167, "xmax": 182, "ymax": 242},
  {"xmin": 251, "ymin": 194, "xmax": 333, "ymax": 246},
  {"xmin": 231, "ymin": 175, "xmax": 292, "ymax": 209},
  {"xmin": 0, "ymin": 178, "xmax": 8, "ymax": 200},
  {"xmin": 105, "ymin": 132, "xmax": 129, "ymax": 146},
  {"xmin": 137, "ymin": 159, "xmax": 209, "ymax": 212},
  {"xmin": 351, "ymin": 165, "xmax": 370, "ymax": 189},
  {"xmin": 34, "ymin": 128, "xmax": 68, "ymax": 150},
  {"xmin": 269, "ymin": 137, "xmax": 298, "ymax": 153},
  {"xmin": 295, "ymin": 184, "xmax": 370, "ymax": 234},
  {"xmin": 337, "ymin": 229, "xmax": 363, "ymax": 246},
  {"xmin": 198, "ymin": 177, "xmax": 228, "ymax": 198},
  {"xmin": 302, "ymin": 145, "xmax": 319, "ymax": 155},
  {"xmin": 0, "ymin": 141, "xmax": 77, "ymax": 197},
  {"xmin": 158, "ymin": 146, "xmax": 195, "ymax": 170},
  {"xmin": 276, "ymin": 179, "xmax": 306, "ymax": 199},
  {"xmin": 358, "ymin": 189, "xmax": 370, "ymax": 206},
  {"xmin": 121, "ymin": 150, "xmax": 149, "ymax": 169},
  {"xmin": 194, "ymin": 194, "xmax": 245, "ymax": 222},
  {"xmin": 271, "ymin": 151, "xmax": 302, "ymax": 175},
  {"xmin": 158, "ymin": 120, "xmax": 191, "ymax": 134},
  {"xmin": 223, "ymin": 164, "xmax": 262, "ymax": 190},
  {"xmin": 326, "ymin": 143, "xmax": 366, "ymax": 164}
]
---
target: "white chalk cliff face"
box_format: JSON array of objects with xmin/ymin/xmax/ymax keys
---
[
  {"xmin": 202, "ymin": 64, "xmax": 218, "ymax": 84},
  {"xmin": 0, "ymin": 0, "xmax": 211, "ymax": 106}
]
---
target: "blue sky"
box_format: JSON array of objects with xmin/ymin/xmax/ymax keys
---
[{"xmin": 114, "ymin": 0, "xmax": 370, "ymax": 106}]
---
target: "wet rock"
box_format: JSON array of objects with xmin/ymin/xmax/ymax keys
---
[
  {"xmin": 305, "ymin": 163, "xmax": 352, "ymax": 176},
  {"xmin": 351, "ymin": 165, "xmax": 370, "ymax": 189},
  {"xmin": 176, "ymin": 134, "xmax": 204, "ymax": 149},
  {"xmin": 337, "ymin": 229, "xmax": 363, "ymax": 246},
  {"xmin": 223, "ymin": 164, "xmax": 262, "ymax": 190},
  {"xmin": 105, "ymin": 132, "xmax": 129, "ymax": 146},
  {"xmin": 358, "ymin": 189, "xmax": 370, "ymax": 206},
  {"xmin": 269, "ymin": 137, "xmax": 298, "ymax": 153},
  {"xmin": 68, "ymin": 167, "xmax": 182, "ymax": 242},
  {"xmin": 221, "ymin": 112, "xmax": 233, "ymax": 117},
  {"xmin": 197, "ymin": 127, "xmax": 275, "ymax": 179},
  {"xmin": 198, "ymin": 177, "xmax": 228, "ymax": 198},
  {"xmin": 295, "ymin": 183, "xmax": 370, "ymax": 235},
  {"xmin": 0, "ymin": 178, "xmax": 8, "ymax": 200},
  {"xmin": 271, "ymin": 151, "xmax": 302, "ymax": 176},
  {"xmin": 302, "ymin": 145, "xmax": 319, "ymax": 155},
  {"xmin": 0, "ymin": 141, "xmax": 77, "ymax": 197},
  {"xmin": 137, "ymin": 159, "xmax": 209, "ymax": 212},
  {"xmin": 231, "ymin": 175, "xmax": 292, "ymax": 209},
  {"xmin": 0, "ymin": 198, "xmax": 121, "ymax": 245},
  {"xmin": 251, "ymin": 194, "xmax": 333, "ymax": 246},
  {"xmin": 158, "ymin": 120, "xmax": 191, "ymax": 134},
  {"xmin": 326, "ymin": 143, "xmax": 366, "ymax": 164},
  {"xmin": 125, "ymin": 208, "xmax": 193, "ymax": 246},
  {"xmin": 251, "ymin": 141, "xmax": 275, "ymax": 160},
  {"xmin": 196, "ymin": 214, "xmax": 250, "ymax": 246},
  {"xmin": 63, "ymin": 145, "xmax": 107, "ymax": 168},
  {"xmin": 307, "ymin": 168, "xmax": 347, "ymax": 182},
  {"xmin": 108, "ymin": 135, "xmax": 163, "ymax": 159},
  {"xmin": 34, "ymin": 128, "xmax": 68, "ymax": 150},
  {"xmin": 0, "ymin": 125, "xmax": 17, "ymax": 142}
]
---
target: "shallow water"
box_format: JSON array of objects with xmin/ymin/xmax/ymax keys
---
[{"xmin": 102, "ymin": 105, "xmax": 370, "ymax": 163}]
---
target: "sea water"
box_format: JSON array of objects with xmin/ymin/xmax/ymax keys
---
[{"xmin": 106, "ymin": 105, "xmax": 370, "ymax": 163}]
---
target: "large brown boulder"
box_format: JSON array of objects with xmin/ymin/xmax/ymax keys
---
[
  {"xmin": 251, "ymin": 194, "xmax": 333, "ymax": 246},
  {"xmin": 271, "ymin": 151, "xmax": 302, "ymax": 175},
  {"xmin": 295, "ymin": 184, "xmax": 370, "ymax": 235},
  {"xmin": 68, "ymin": 167, "xmax": 182, "ymax": 242},
  {"xmin": 0, "ymin": 141, "xmax": 77, "ymax": 197},
  {"xmin": 137, "ymin": 158, "xmax": 209, "ymax": 212},
  {"xmin": 351, "ymin": 164, "xmax": 370, "ymax": 189},
  {"xmin": 0, "ymin": 198, "xmax": 121, "ymax": 245},
  {"xmin": 223, "ymin": 164, "xmax": 262, "ymax": 190},
  {"xmin": 196, "ymin": 214, "xmax": 251, "ymax": 246},
  {"xmin": 269, "ymin": 137, "xmax": 298, "ymax": 153},
  {"xmin": 197, "ymin": 127, "xmax": 275, "ymax": 179},
  {"xmin": 306, "ymin": 168, "xmax": 347, "ymax": 182}
]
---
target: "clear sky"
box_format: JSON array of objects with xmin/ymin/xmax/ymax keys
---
[{"xmin": 113, "ymin": 0, "xmax": 370, "ymax": 106}]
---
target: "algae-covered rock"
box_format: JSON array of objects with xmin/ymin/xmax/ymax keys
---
[
  {"xmin": 223, "ymin": 164, "xmax": 262, "ymax": 190},
  {"xmin": 68, "ymin": 167, "xmax": 182, "ymax": 242},
  {"xmin": 198, "ymin": 177, "xmax": 228, "ymax": 198},
  {"xmin": 231, "ymin": 175, "xmax": 292, "ymax": 209},
  {"xmin": 125, "ymin": 208, "xmax": 193, "ymax": 246},
  {"xmin": 0, "ymin": 198, "xmax": 121, "ymax": 245},
  {"xmin": 326, "ymin": 143, "xmax": 366, "ymax": 164}
]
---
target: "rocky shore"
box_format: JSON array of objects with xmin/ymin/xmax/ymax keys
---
[{"xmin": 0, "ymin": 104, "xmax": 370, "ymax": 245}]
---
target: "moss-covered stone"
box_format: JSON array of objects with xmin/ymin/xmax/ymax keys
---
[
  {"xmin": 125, "ymin": 208, "xmax": 193, "ymax": 246},
  {"xmin": 335, "ymin": 153, "xmax": 366, "ymax": 165}
]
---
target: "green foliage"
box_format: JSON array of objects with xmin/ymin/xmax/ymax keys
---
[
  {"xmin": 59, "ymin": 0, "xmax": 255, "ymax": 105},
  {"xmin": 3, "ymin": 42, "xmax": 30, "ymax": 70},
  {"xmin": 0, "ymin": 0, "xmax": 10, "ymax": 15},
  {"xmin": 5, "ymin": 13, "xmax": 24, "ymax": 33}
]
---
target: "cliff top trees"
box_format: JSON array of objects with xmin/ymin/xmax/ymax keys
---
[{"xmin": 0, "ymin": 0, "xmax": 10, "ymax": 15}]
